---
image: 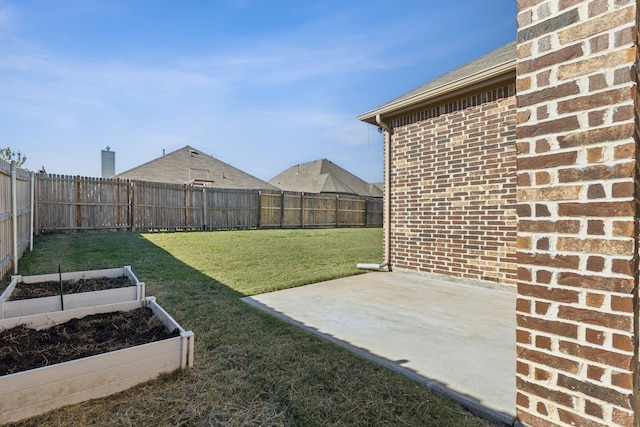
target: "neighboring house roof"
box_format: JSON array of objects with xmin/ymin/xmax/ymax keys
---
[
  {"xmin": 359, "ymin": 41, "xmax": 517, "ymax": 124},
  {"xmin": 115, "ymin": 145, "xmax": 279, "ymax": 190},
  {"xmin": 268, "ymin": 159, "xmax": 383, "ymax": 198}
]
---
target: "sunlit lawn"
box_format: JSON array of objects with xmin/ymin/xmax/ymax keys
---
[{"xmin": 9, "ymin": 228, "xmax": 495, "ymax": 426}]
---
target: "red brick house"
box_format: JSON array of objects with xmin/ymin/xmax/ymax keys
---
[
  {"xmin": 361, "ymin": 0, "xmax": 640, "ymax": 425},
  {"xmin": 359, "ymin": 41, "xmax": 518, "ymax": 287}
]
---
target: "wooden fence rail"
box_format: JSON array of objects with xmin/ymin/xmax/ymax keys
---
[{"xmin": 35, "ymin": 175, "xmax": 382, "ymax": 234}]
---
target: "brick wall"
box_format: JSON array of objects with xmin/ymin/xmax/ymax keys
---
[
  {"xmin": 515, "ymin": 0, "xmax": 638, "ymax": 425},
  {"xmin": 388, "ymin": 94, "xmax": 518, "ymax": 286}
]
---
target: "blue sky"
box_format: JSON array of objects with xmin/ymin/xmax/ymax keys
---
[{"xmin": 0, "ymin": 1, "xmax": 516, "ymax": 183}]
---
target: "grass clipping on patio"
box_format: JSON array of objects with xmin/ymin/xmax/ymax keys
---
[{"xmin": 8, "ymin": 229, "xmax": 496, "ymax": 426}]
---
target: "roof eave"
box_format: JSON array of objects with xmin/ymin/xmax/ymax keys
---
[{"xmin": 358, "ymin": 59, "xmax": 517, "ymax": 124}]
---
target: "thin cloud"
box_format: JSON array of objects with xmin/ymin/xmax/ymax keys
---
[
  {"xmin": 0, "ymin": 35, "xmax": 222, "ymax": 122},
  {"xmin": 249, "ymin": 107, "xmax": 373, "ymax": 148},
  {"xmin": 179, "ymin": 35, "xmax": 392, "ymax": 87},
  {"xmin": 174, "ymin": 7, "xmax": 438, "ymax": 87},
  {"xmin": 0, "ymin": 2, "xmax": 14, "ymax": 31}
]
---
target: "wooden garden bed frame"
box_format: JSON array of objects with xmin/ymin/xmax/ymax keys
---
[
  {"xmin": 0, "ymin": 266, "xmax": 145, "ymax": 319},
  {"xmin": 0, "ymin": 297, "xmax": 194, "ymax": 424}
]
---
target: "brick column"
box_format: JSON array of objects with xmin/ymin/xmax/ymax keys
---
[{"xmin": 516, "ymin": 1, "xmax": 638, "ymax": 426}]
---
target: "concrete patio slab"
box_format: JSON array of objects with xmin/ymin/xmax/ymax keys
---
[{"xmin": 242, "ymin": 271, "xmax": 516, "ymax": 425}]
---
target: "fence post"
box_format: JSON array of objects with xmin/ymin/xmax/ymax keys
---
[
  {"xmin": 183, "ymin": 186, "xmax": 188, "ymax": 228},
  {"xmin": 129, "ymin": 182, "xmax": 135, "ymax": 232},
  {"xmin": 202, "ymin": 188, "xmax": 208, "ymax": 230},
  {"xmin": 257, "ymin": 190, "xmax": 262, "ymax": 229},
  {"xmin": 10, "ymin": 162, "xmax": 18, "ymax": 274},
  {"xmin": 34, "ymin": 173, "xmax": 40, "ymax": 237},
  {"xmin": 29, "ymin": 172, "xmax": 35, "ymax": 250},
  {"xmin": 116, "ymin": 179, "xmax": 121, "ymax": 230},
  {"xmin": 364, "ymin": 198, "xmax": 369, "ymax": 228},
  {"xmin": 75, "ymin": 177, "xmax": 82, "ymax": 230},
  {"xmin": 335, "ymin": 195, "xmax": 340, "ymax": 228},
  {"xmin": 280, "ymin": 191, "xmax": 285, "ymax": 229},
  {"xmin": 300, "ymin": 193, "xmax": 304, "ymax": 228}
]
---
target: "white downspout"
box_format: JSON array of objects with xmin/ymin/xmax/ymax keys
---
[{"xmin": 376, "ymin": 114, "xmax": 391, "ymax": 271}]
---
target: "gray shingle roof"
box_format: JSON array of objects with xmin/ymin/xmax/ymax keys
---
[
  {"xmin": 115, "ymin": 145, "xmax": 278, "ymax": 190},
  {"xmin": 268, "ymin": 159, "xmax": 383, "ymax": 197},
  {"xmin": 359, "ymin": 41, "xmax": 516, "ymax": 123}
]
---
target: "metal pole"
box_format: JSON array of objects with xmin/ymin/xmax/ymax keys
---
[{"xmin": 58, "ymin": 265, "xmax": 64, "ymax": 311}]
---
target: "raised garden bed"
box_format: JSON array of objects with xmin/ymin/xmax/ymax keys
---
[
  {"xmin": 0, "ymin": 266, "xmax": 145, "ymax": 319},
  {"xmin": 0, "ymin": 297, "xmax": 194, "ymax": 425}
]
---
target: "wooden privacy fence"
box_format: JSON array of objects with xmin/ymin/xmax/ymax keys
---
[
  {"xmin": 260, "ymin": 190, "xmax": 382, "ymax": 229},
  {"xmin": 35, "ymin": 175, "xmax": 382, "ymax": 233},
  {"xmin": 0, "ymin": 160, "xmax": 35, "ymax": 278}
]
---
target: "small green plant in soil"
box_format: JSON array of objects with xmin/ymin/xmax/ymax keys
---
[{"xmin": 8, "ymin": 228, "xmax": 496, "ymax": 426}]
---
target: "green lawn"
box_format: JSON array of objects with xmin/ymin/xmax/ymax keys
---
[{"xmin": 8, "ymin": 228, "xmax": 495, "ymax": 426}]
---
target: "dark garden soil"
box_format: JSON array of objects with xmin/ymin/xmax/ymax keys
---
[
  {"xmin": 7, "ymin": 276, "xmax": 132, "ymax": 301},
  {"xmin": 0, "ymin": 307, "xmax": 179, "ymax": 376}
]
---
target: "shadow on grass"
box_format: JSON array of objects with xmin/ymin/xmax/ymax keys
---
[{"xmin": 6, "ymin": 232, "xmax": 499, "ymax": 427}]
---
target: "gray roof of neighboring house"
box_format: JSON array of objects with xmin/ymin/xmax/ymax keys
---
[
  {"xmin": 359, "ymin": 41, "xmax": 516, "ymax": 124},
  {"xmin": 268, "ymin": 159, "xmax": 383, "ymax": 198},
  {"xmin": 115, "ymin": 145, "xmax": 279, "ymax": 190}
]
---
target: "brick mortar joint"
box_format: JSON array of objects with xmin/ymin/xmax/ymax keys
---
[
  {"xmin": 515, "ymin": 75, "xmax": 637, "ymax": 97},
  {"xmin": 515, "ymin": 357, "xmax": 636, "ymax": 388},
  {"xmin": 516, "ymin": 59, "xmax": 636, "ymax": 77},
  {"xmin": 517, "ymin": 248, "xmax": 636, "ymax": 257},
  {"xmin": 516, "ymin": 137, "xmax": 635, "ymax": 152},
  {"xmin": 516, "ymin": 102, "xmax": 635, "ymax": 122},
  {"xmin": 517, "ymin": 320, "xmax": 635, "ymax": 333},
  {"xmin": 516, "ymin": 132, "xmax": 636, "ymax": 147},
  {"xmin": 516, "ymin": 54, "xmax": 636, "ymax": 77},
  {"xmin": 518, "ymin": 336, "xmax": 634, "ymax": 354},
  {"xmin": 514, "ymin": 80, "xmax": 637, "ymax": 101},
  {"xmin": 515, "ymin": 361, "xmax": 636, "ymax": 396},
  {"xmin": 518, "ymin": 2, "xmax": 636, "ymax": 35},
  {"xmin": 517, "ymin": 308, "xmax": 636, "ymax": 326},
  {"xmin": 517, "ymin": 110, "xmax": 630, "ymax": 126},
  {"xmin": 515, "ymin": 390, "xmax": 631, "ymax": 416},
  {"xmin": 516, "ymin": 260, "xmax": 635, "ymax": 280},
  {"xmin": 515, "ymin": 364, "xmax": 635, "ymax": 400},
  {"xmin": 515, "ymin": 385, "xmax": 631, "ymax": 423}
]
